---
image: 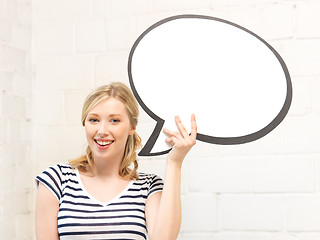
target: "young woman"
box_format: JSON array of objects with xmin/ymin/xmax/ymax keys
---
[{"xmin": 35, "ymin": 82, "xmax": 197, "ymax": 240}]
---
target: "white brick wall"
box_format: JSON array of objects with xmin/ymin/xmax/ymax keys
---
[
  {"xmin": 181, "ymin": 194, "xmax": 218, "ymax": 232},
  {"xmin": 0, "ymin": 0, "xmax": 33, "ymax": 239},
  {"xmin": 0, "ymin": 0, "xmax": 319, "ymax": 239},
  {"xmin": 285, "ymin": 194, "xmax": 320, "ymax": 231},
  {"xmin": 219, "ymin": 194, "xmax": 283, "ymax": 231},
  {"xmin": 36, "ymin": 56, "xmax": 94, "ymax": 90},
  {"xmin": 76, "ymin": 19, "xmax": 105, "ymax": 53},
  {"xmin": 296, "ymin": 1, "xmax": 320, "ymax": 38},
  {"xmin": 35, "ymin": 22, "xmax": 75, "ymax": 55}
]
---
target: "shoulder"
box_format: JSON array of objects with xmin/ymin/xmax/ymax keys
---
[
  {"xmin": 37, "ymin": 163, "xmax": 73, "ymax": 181},
  {"xmin": 136, "ymin": 172, "xmax": 164, "ymax": 197},
  {"xmin": 136, "ymin": 172, "xmax": 162, "ymax": 183},
  {"xmin": 35, "ymin": 163, "xmax": 74, "ymax": 201},
  {"xmin": 55, "ymin": 163, "xmax": 75, "ymax": 177}
]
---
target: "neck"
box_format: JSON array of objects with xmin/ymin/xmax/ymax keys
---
[{"xmin": 88, "ymin": 154, "xmax": 123, "ymax": 180}]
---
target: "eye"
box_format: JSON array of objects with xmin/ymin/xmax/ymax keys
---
[
  {"xmin": 111, "ymin": 119, "xmax": 120, "ymax": 123},
  {"xmin": 88, "ymin": 118, "xmax": 98, "ymax": 123}
]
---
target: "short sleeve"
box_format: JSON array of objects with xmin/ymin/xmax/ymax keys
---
[
  {"xmin": 35, "ymin": 164, "xmax": 63, "ymax": 201},
  {"xmin": 147, "ymin": 174, "xmax": 164, "ymax": 198}
]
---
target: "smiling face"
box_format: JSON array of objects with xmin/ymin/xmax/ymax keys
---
[{"xmin": 84, "ymin": 97, "xmax": 135, "ymax": 164}]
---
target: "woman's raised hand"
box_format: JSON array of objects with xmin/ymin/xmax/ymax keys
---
[{"xmin": 163, "ymin": 114, "xmax": 197, "ymax": 168}]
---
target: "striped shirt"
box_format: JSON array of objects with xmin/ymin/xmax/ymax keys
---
[{"xmin": 35, "ymin": 164, "xmax": 164, "ymax": 239}]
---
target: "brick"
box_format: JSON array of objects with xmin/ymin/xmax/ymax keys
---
[
  {"xmin": 76, "ymin": 19, "xmax": 105, "ymax": 53},
  {"xmin": 188, "ymin": 157, "xmax": 251, "ymax": 193},
  {"xmin": 195, "ymin": 8, "xmax": 229, "ymax": 20},
  {"xmin": 17, "ymin": 0, "xmax": 32, "ymax": 26},
  {"xmin": 179, "ymin": 233, "xmax": 213, "ymax": 240},
  {"xmin": 313, "ymin": 78, "xmax": 320, "ymax": 115},
  {"xmin": 14, "ymin": 161, "xmax": 34, "ymax": 192},
  {"xmin": 15, "ymin": 213, "xmax": 34, "ymax": 239},
  {"xmin": 220, "ymin": 194, "xmax": 283, "ymax": 230},
  {"xmin": 138, "ymin": 158, "xmax": 166, "ymax": 180},
  {"xmin": 64, "ymin": 91, "xmax": 91, "ymax": 126},
  {"xmin": 33, "ymin": 91, "xmax": 65, "ymax": 125},
  {"xmin": 2, "ymin": 192, "xmax": 19, "ymax": 215},
  {"xmin": 0, "ymin": 118, "xmax": 7, "ymax": 143},
  {"xmin": 34, "ymin": 0, "xmax": 90, "ymax": 21},
  {"xmin": 34, "ymin": 125, "xmax": 87, "ymax": 164},
  {"xmin": 105, "ymin": 16, "xmax": 136, "ymax": 50},
  {"xmin": 110, "ymin": 0, "xmax": 152, "ymax": 17},
  {"xmin": 297, "ymin": 233, "xmax": 320, "ymax": 240},
  {"xmin": 136, "ymin": 11, "xmax": 188, "ymax": 36},
  {"xmin": 135, "ymin": 120, "xmax": 157, "ymax": 148},
  {"xmin": 1, "ymin": 94, "xmax": 26, "ymax": 119},
  {"xmin": 7, "ymin": 118, "xmax": 22, "ymax": 143},
  {"xmin": 187, "ymin": 140, "xmax": 219, "ymax": 158},
  {"xmin": 0, "ymin": 18, "xmax": 12, "ymax": 42},
  {"xmin": 296, "ymin": 1, "xmax": 320, "ymax": 38},
  {"xmin": 95, "ymin": 51, "xmax": 128, "ymax": 85},
  {"xmin": 261, "ymin": 3, "xmax": 294, "ymax": 40},
  {"xmin": 222, "ymin": 5, "xmax": 263, "ymax": 37},
  {"xmin": 180, "ymin": 194, "xmax": 218, "ymax": 232},
  {"xmin": 280, "ymin": 39, "xmax": 320, "ymax": 77},
  {"xmin": 12, "ymin": 24, "xmax": 31, "ymax": 52},
  {"xmin": 4, "ymin": 0, "xmax": 18, "ymax": 21},
  {"xmin": 153, "ymin": 0, "xmax": 212, "ymax": 11},
  {"xmin": 136, "ymin": 104, "xmax": 155, "ymax": 125},
  {"xmin": 24, "ymin": 96, "xmax": 32, "ymax": 121},
  {"xmin": 252, "ymin": 155, "xmax": 315, "ymax": 193},
  {"xmin": 36, "ymin": 55, "xmax": 94, "ymax": 90},
  {"xmin": 3, "ymin": 191, "xmax": 30, "ymax": 214},
  {"xmin": 0, "ymin": 215, "xmax": 15, "ymax": 239},
  {"xmin": 288, "ymin": 77, "xmax": 312, "ymax": 116},
  {"xmin": 92, "ymin": 0, "xmax": 112, "ymax": 17},
  {"xmin": 0, "ymin": 72, "xmax": 13, "ymax": 92},
  {"xmin": 285, "ymin": 194, "xmax": 320, "ymax": 231},
  {"xmin": 279, "ymin": 116, "xmax": 320, "ymax": 154},
  {"xmin": 35, "ymin": 22, "xmax": 74, "ymax": 55},
  {"xmin": 215, "ymin": 126, "xmax": 282, "ymax": 157},
  {"xmin": 213, "ymin": 0, "xmax": 271, "ymax": 5},
  {"xmin": 0, "ymin": 159, "xmax": 15, "ymax": 192},
  {"xmin": 2, "ymin": 143, "xmax": 27, "ymax": 167},
  {"xmin": 0, "ymin": 192, "xmax": 3, "ymax": 215},
  {"xmin": 12, "ymin": 72, "xmax": 32, "ymax": 97},
  {"xmin": 27, "ymin": 189, "xmax": 36, "ymax": 214},
  {"xmin": 216, "ymin": 232, "xmax": 297, "ymax": 240},
  {"xmin": 0, "ymin": 45, "xmax": 26, "ymax": 71}
]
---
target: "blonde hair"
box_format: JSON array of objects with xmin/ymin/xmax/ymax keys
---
[{"xmin": 69, "ymin": 82, "xmax": 142, "ymax": 180}]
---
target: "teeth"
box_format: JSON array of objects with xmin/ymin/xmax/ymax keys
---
[{"xmin": 96, "ymin": 140, "xmax": 112, "ymax": 146}]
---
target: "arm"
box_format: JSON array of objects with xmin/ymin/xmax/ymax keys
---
[
  {"xmin": 146, "ymin": 114, "xmax": 197, "ymax": 240},
  {"xmin": 35, "ymin": 182, "xmax": 60, "ymax": 240}
]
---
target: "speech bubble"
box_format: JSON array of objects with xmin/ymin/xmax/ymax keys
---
[{"xmin": 128, "ymin": 15, "xmax": 292, "ymax": 156}]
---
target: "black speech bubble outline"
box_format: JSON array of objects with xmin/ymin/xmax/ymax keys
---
[{"xmin": 128, "ymin": 14, "xmax": 292, "ymax": 156}]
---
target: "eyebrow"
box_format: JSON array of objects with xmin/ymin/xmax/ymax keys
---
[{"xmin": 87, "ymin": 113, "xmax": 122, "ymax": 117}]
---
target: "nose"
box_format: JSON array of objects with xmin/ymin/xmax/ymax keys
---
[{"xmin": 97, "ymin": 121, "xmax": 109, "ymax": 137}]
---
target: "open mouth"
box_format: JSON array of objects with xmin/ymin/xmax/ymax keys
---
[{"xmin": 94, "ymin": 139, "xmax": 114, "ymax": 147}]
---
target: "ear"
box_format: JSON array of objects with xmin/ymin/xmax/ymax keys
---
[{"xmin": 128, "ymin": 125, "xmax": 136, "ymax": 135}]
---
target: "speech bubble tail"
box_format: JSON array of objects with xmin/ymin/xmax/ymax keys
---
[{"xmin": 138, "ymin": 120, "xmax": 172, "ymax": 156}]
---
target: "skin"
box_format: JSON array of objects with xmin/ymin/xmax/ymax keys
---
[
  {"xmin": 146, "ymin": 114, "xmax": 197, "ymax": 240},
  {"xmin": 35, "ymin": 97, "xmax": 197, "ymax": 240}
]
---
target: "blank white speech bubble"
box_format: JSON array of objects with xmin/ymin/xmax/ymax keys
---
[{"xmin": 128, "ymin": 15, "xmax": 292, "ymax": 156}]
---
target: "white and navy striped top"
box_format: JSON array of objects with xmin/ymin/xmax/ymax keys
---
[{"xmin": 35, "ymin": 164, "xmax": 164, "ymax": 240}]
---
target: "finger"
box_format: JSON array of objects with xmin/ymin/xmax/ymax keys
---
[
  {"xmin": 165, "ymin": 137, "xmax": 176, "ymax": 146},
  {"xmin": 163, "ymin": 128, "xmax": 183, "ymax": 140},
  {"xmin": 190, "ymin": 114, "xmax": 197, "ymax": 141},
  {"xmin": 165, "ymin": 135, "xmax": 183, "ymax": 148},
  {"xmin": 175, "ymin": 115, "xmax": 189, "ymax": 138}
]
